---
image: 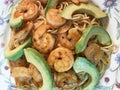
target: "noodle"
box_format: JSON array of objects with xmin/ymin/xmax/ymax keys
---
[
  {"xmin": 72, "ymin": 13, "xmax": 99, "ymax": 32},
  {"xmin": 34, "ymin": 16, "xmax": 47, "ymax": 29},
  {"xmin": 57, "ymin": 1, "xmax": 71, "ymax": 10}
]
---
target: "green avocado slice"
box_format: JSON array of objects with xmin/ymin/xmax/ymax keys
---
[
  {"xmin": 5, "ymin": 38, "xmax": 31, "ymax": 61},
  {"xmin": 73, "ymin": 57, "xmax": 100, "ymax": 90},
  {"xmin": 75, "ymin": 25, "xmax": 112, "ymax": 54},
  {"xmin": 9, "ymin": 7, "xmax": 23, "ymax": 29},
  {"xmin": 24, "ymin": 48, "xmax": 53, "ymax": 90},
  {"xmin": 61, "ymin": 3, "xmax": 107, "ymax": 19}
]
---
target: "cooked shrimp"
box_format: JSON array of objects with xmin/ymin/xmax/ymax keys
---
[
  {"xmin": 58, "ymin": 21, "xmax": 72, "ymax": 34},
  {"xmin": 46, "ymin": 8, "xmax": 66, "ymax": 27},
  {"xmin": 58, "ymin": 28, "xmax": 81, "ymax": 49},
  {"xmin": 55, "ymin": 70, "xmax": 79, "ymax": 89},
  {"xmin": 12, "ymin": 22, "xmax": 33, "ymax": 42},
  {"xmin": 9, "ymin": 57, "xmax": 28, "ymax": 70},
  {"xmin": 71, "ymin": 0, "xmax": 89, "ymax": 4},
  {"xmin": 15, "ymin": 77, "xmax": 32, "ymax": 87},
  {"xmin": 40, "ymin": 0, "xmax": 48, "ymax": 5},
  {"xmin": 29, "ymin": 64, "xmax": 42, "ymax": 87},
  {"xmin": 33, "ymin": 24, "xmax": 55, "ymax": 53},
  {"xmin": 84, "ymin": 43, "xmax": 102, "ymax": 65},
  {"xmin": 31, "ymin": 0, "xmax": 48, "ymax": 5},
  {"xmin": 47, "ymin": 47, "xmax": 74, "ymax": 72},
  {"xmin": 11, "ymin": 67, "xmax": 31, "ymax": 77},
  {"xmin": 9, "ymin": 22, "xmax": 33, "ymax": 48},
  {"xmin": 14, "ymin": 0, "xmax": 39, "ymax": 21}
]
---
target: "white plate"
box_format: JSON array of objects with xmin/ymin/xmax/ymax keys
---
[{"xmin": 0, "ymin": 0, "xmax": 120, "ymax": 90}]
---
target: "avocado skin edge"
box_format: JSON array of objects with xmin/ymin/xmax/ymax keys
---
[
  {"xmin": 24, "ymin": 48, "xmax": 53, "ymax": 90},
  {"xmin": 61, "ymin": 3, "xmax": 107, "ymax": 19},
  {"xmin": 75, "ymin": 25, "xmax": 112, "ymax": 54},
  {"xmin": 5, "ymin": 38, "xmax": 31, "ymax": 61},
  {"xmin": 73, "ymin": 57, "xmax": 100, "ymax": 90}
]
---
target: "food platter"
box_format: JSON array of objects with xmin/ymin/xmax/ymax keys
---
[{"xmin": 0, "ymin": 0, "xmax": 120, "ymax": 90}]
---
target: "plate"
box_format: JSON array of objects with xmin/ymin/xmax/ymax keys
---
[{"xmin": 0, "ymin": 0, "xmax": 120, "ymax": 90}]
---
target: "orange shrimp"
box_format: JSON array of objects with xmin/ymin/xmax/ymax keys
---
[
  {"xmin": 33, "ymin": 24, "xmax": 55, "ymax": 53},
  {"xmin": 14, "ymin": 0, "xmax": 39, "ymax": 21},
  {"xmin": 31, "ymin": 0, "xmax": 48, "ymax": 5},
  {"xmin": 47, "ymin": 47, "xmax": 74, "ymax": 72},
  {"xmin": 55, "ymin": 70, "xmax": 78, "ymax": 89},
  {"xmin": 84, "ymin": 43, "xmax": 102, "ymax": 65},
  {"xmin": 58, "ymin": 28, "xmax": 81, "ymax": 49},
  {"xmin": 46, "ymin": 8, "xmax": 66, "ymax": 27},
  {"xmin": 29, "ymin": 64, "xmax": 42, "ymax": 87},
  {"xmin": 71, "ymin": 0, "xmax": 89, "ymax": 4}
]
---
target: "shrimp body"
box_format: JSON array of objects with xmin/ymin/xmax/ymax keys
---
[
  {"xmin": 84, "ymin": 43, "xmax": 102, "ymax": 65},
  {"xmin": 29, "ymin": 64, "xmax": 42, "ymax": 82},
  {"xmin": 13, "ymin": 22, "xmax": 33, "ymax": 41},
  {"xmin": 29, "ymin": 64, "xmax": 42, "ymax": 87},
  {"xmin": 46, "ymin": 9, "xmax": 66, "ymax": 27},
  {"xmin": 9, "ymin": 58, "xmax": 28, "ymax": 69},
  {"xmin": 11, "ymin": 67, "xmax": 31, "ymax": 77},
  {"xmin": 71, "ymin": 0, "xmax": 89, "ymax": 4},
  {"xmin": 55, "ymin": 70, "xmax": 78, "ymax": 89},
  {"xmin": 33, "ymin": 24, "xmax": 55, "ymax": 53},
  {"xmin": 48, "ymin": 47, "xmax": 74, "ymax": 72},
  {"xmin": 15, "ymin": 0, "xmax": 39, "ymax": 21},
  {"xmin": 58, "ymin": 28, "xmax": 81, "ymax": 49},
  {"xmin": 31, "ymin": 0, "xmax": 47, "ymax": 5}
]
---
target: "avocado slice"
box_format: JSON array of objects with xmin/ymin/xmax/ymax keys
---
[
  {"xmin": 75, "ymin": 25, "xmax": 112, "ymax": 54},
  {"xmin": 44, "ymin": 0, "xmax": 59, "ymax": 16},
  {"xmin": 24, "ymin": 48, "xmax": 53, "ymax": 90},
  {"xmin": 9, "ymin": 7, "xmax": 23, "ymax": 29},
  {"xmin": 73, "ymin": 57, "xmax": 100, "ymax": 90},
  {"xmin": 5, "ymin": 38, "xmax": 31, "ymax": 61},
  {"xmin": 61, "ymin": 3, "xmax": 107, "ymax": 19}
]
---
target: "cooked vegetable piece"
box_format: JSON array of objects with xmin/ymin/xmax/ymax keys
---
[
  {"xmin": 75, "ymin": 25, "xmax": 112, "ymax": 54},
  {"xmin": 24, "ymin": 48, "xmax": 53, "ymax": 90},
  {"xmin": 73, "ymin": 57, "xmax": 100, "ymax": 90}
]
